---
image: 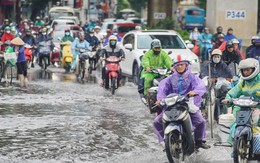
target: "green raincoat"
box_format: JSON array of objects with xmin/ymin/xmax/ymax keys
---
[
  {"xmin": 225, "ymin": 73, "xmax": 260, "ymax": 143},
  {"xmin": 141, "ymin": 49, "xmax": 173, "ymax": 95}
]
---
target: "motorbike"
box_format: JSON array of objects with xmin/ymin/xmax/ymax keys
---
[
  {"xmin": 161, "ymin": 93, "xmax": 195, "ymax": 163},
  {"xmin": 51, "ymin": 46, "xmax": 60, "ymax": 67},
  {"xmin": 104, "ymin": 56, "xmax": 121, "ymax": 95},
  {"xmin": 38, "ymin": 40, "xmax": 52, "ymax": 70},
  {"xmin": 229, "ymin": 96, "xmax": 260, "ymax": 163},
  {"xmin": 200, "ymin": 40, "xmax": 212, "ymax": 62},
  {"xmin": 147, "ymin": 68, "xmax": 172, "ymax": 114},
  {"xmin": 88, "ymin": 50, "xmax": 97, "ymax": 75},
  {"xmin": 60, "ymin": 41, "xmax": 73, "ymax": 73},
  {"xmin": 24, "ymin": 44, "xmax": 33, "ymax": 68},
  {"xmin": 76, "ymin": 48, "xmax": 89, "ymax": 80}
]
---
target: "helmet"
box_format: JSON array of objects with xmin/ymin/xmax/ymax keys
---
[
  {"xmin": 4, "ymin": 26, "xmax": 11, "ymax": 31},
  {"xmin": 36, "ymin": 16, "xmax": 40, "ymax": 20},
  {"xmin": 109, "ymin": 35, "xmax": 117, "ymax": 42},
  {"xmin": 4, "ymin": 19, "xmax": 9, "ymax": 22},
  {"xmin": 94, "ymin": 26, "xmax": 101, "ymax": 29},
  {"xmin": 228, "ymin": 27, "xmax": 233, "ymax": 31},
  {"xmin": 10, "ymin": 26, "xmax": 16, "ymax": 31},
  {"xmin": 204, "ymin": 27, "xmax": 209, "ymax": 31},
  {"xmin": 252, "ymin": 35, "xmax": 260, "ymax": 40},
  {"xmin": 89, "ymin": 28, "xmax": 95, "ymax": 33},
  {"xmin": 226, "ymin": 41, "xmax": 233, "ymax": 48},
  {"xmin": 238, "ymin": 58, "xmax": 260, "ymax": 80},
  {"xmin": 65, "ymin": 29, "xmax": 70, "ymax": 32},
  {"xmin": 151, "ymin": 39, "xmax": 161, "ymax": 49},
  {"xmin": 173, "ymin": 54, "xmax": 190, "ymax": 66},
  {"xmin": 217, "ymin": 34, "xmax": 224, "ymax": 39},
  {"xmin": 232, "ymin": 38, "xmax": 239, "ymax": 44},
  {"xmin": 211, "ymin": 49, "xmax": 222, "ymax": 56}
]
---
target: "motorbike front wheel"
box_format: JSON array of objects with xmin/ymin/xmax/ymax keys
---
[
  {"xmin": 79, "ymin": 61, "xmax": 85, "ymax": 80},
  {"xmin": 65, "ymin": 62, "xmax": 71, "ymax": 73},
  {"xmin": 111, "ymin": 77, "xmax": 116, "ymax": 95},
  {"xmin": 233, "ymin": 136, "xmax": 250, "ymax": 163},
  {"xmin": 43, "ymin": 57, "xmax": 48, "ymax": 70},
  {"xmin": 165, "ymin": 130, "xmax": 184, "ymax": 163},
  {"xmin": 88, "ymin": 61, "xmax": 93, "ymax": 75}
]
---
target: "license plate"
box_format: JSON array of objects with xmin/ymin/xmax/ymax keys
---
[{"xmin": 65, "ymin": 57, "xmax": 72, "ymax": 62}]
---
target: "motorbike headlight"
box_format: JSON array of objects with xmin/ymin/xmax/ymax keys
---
[
  {"xmin": 53, "ymin": 47, "xmax": 59, "ymax": 52},
  {"xmin": 233, "ymin": 99, "xmax": 258, "ymax": 107},
  {"xmin": 158, "ymin": 69, "xmax": 167, "ymax": 75},
  {"xmin": 165, "ymin": 96, "xmax": 177, "ymax": 106}
]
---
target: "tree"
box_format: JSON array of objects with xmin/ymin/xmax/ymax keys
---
[
  {"xmin": 197, "ymin": 0, "xmax": 206, "ymax": 11},
  {"xmin": 117, "ymin": 0, "xmax": 131, "ymax": 13},
  {"xmin": 128, "ymin": 0, "xmax": 148, "ymax": 13}
]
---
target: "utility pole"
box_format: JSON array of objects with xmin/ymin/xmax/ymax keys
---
[{"xmin": 13, "ymin": 0, "xmax": 16, "ymax": 22}]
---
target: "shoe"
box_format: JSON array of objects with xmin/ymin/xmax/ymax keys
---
[
  {"xmin": 195, "ymin": 140, "xmax": 211, "ymax": 149},
  {"xmin": 140, "ymin": 94, "xmax": 147, "ymax": 105},
  {"xmin": 31, "ymin": 63, "xmax": 34, "ymax": 68}
]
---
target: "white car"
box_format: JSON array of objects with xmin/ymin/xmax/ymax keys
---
[{"xmin": 120, "ymin": 30, "xmax": 200, "ymax": 84}]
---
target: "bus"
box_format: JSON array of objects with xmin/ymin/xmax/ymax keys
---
[{"xmin": 184, "ymin": 7, "xmax": 205, "ymax": 31}]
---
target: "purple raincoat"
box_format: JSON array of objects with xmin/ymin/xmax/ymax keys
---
[{"xmin": 153, "ymin": 64, "xmax": 207, "ymax": 143}]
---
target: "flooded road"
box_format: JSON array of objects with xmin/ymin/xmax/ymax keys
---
[{"xmin": 0, "ymin": 67, "xmax": 234, "ymax": 163}]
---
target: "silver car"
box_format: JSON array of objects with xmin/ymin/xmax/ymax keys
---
[{"xmin": 120, "ymin": 30, "xmax": 200, "ymax": 84}]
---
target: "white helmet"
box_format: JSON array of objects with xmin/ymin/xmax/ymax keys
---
[
  {"xmin": 211, "ymin": 49, "xmax": 222, "ymax": 56},
  {"xmin": 232, "ymin": 38, "xmax": 239, "ymax": 44},
  {"xmin": 173, "ymin": 54, "xmax": 190, "ymax": 65},
  {"xmin": 238, "ymin": 58, "xmax": 259, "ymax": 80}
]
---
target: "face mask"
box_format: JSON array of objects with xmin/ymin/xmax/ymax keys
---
[
  {"xmin": 42, "ymin": 33, "xmax": 46, "ymax": 36},
  {"xmin": 65, "ymin": 32, "xmax": 70, "ymax": 36},
  {"xmin": 6, "ymin": 30, "xmax": 10, "ymax": 34},
  {"xmin": 90, "ymin": 34, "xmax": 94, "ymax": 37},
  {"xmin": 154, "ymin": 50, "xmax": 160, "ymax": 55},
  {"xmin": 110, "ymin": 41, "xmax": 116, "ymax": 46},
  {"xmin": 213, "ymin": 57, "xmax": 221, "ymax": 63}
]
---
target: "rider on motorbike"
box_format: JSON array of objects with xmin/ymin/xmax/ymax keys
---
[
  {"xmin": 246, "ymin": 36, "xmax": 260, "ymax": 56},
  {"xmin": 99, "ymin": 35, "xmax": 125, "ymax": 89},
  {"xmin": 247, "ymin": 38, "xmax": 260, "ymax": 60},
  {"xmin": 141, "ymin": 39, "xmax": 173, "ymax": 96},
  {"xmin": 61, "ymin": 29, "xmax": 74, "ymax": 42},
  {"xmin": 222, "ymin": 41, "xmax": 241, "ymax": 66},
  {"xmin": 86, "ymin": 29, "xmax": 100, "ymax": 67},
  {"xmin": 211, "ymin": 34, "xmax": 225, "ymax": 51},
  {"xmin": 212, "ymin": 26, "xmax": 225, "ymax": 43},
  {"xmin": 1, "ymin": 26, "xmax": 14, "ymax": 51},
  {"xmin": 71, "ymin": 33, "xmax": 92, "ymax": 73},
  {"xmin": 222, "ymin": 58, "xmax": 260, "ymax": 143},
  {"xmin": 198, "ymin": 27, "xmax": 213, "ymax": 61},
  {"xmin": 22, "ymin": 29, "xmax": 37, "ymax": 67},
  {"xmin": 153, "ymin": 54, "xmax": 210, "ymax": 149},
  {"xmin": 38, "ymin": 29, "xmax": 54, "ymax": 67}
]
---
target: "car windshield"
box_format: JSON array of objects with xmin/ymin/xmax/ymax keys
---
[
  {"xmin": 137, "ymin": 34, "xmax": 186, "ymax": 49},
  {"xmin": 53, "ymin": 33, "xmax": 64, "ymax": 42},
  {"xmin": 117, "ymin": 26, "xmax": 136, "ymax": 34}
]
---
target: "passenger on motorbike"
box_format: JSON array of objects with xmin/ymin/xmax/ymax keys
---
[
  {"xmin": 247, "ymin": 38, "xmax": 260, "ymax": 60},
  {"xmin": 1, "ymin": 26, "xmax": 14, "ymax": 51},
  {"xmin": 0, "ymin": 19, "xmax": 10, "ymax": 37},
  {"xmin": 22, "ymin": 29, "xmax": 37, "ymax": 68},
  {"xmin": 232, "ymin": 38, "xmax": 245, "ymax": 59},
  {"xmin": 141, "ymin": 39, "xmax": 173, "ymax": 96},
  {"xmin": 99, "ymin": 35, "xmax": 125, "ymax": 89},
  {"xmin": 153, "ymin": 54, "xmax": 210, "ymax": 149},
  {"xmin": 246, "ymin": 36, "xmax": 260, "ymax": 56},
  {"xmin": 38, "ymin": 29, "xmax": 54, "ymax": 67},
  {"xmin": 71, "ymin": 33, "xmax": 92, "ymax": 73},
  {"xmin": 212, "ymin": 26, "xmax": 225, "ymax": 43},
  {"xmin": 198, "ymin": 27, "xmax": 213, "ymax": 61},
  {"xmin": 211, "ymin": 34, "xmax": 225, "ymax": 51},
  {"xmin": 222, "ymin": 41, "xmax": 241, "ymax": 66},
  {"xmin": 222, "ymin": 58, "xmax": 260, "ymax": 143}
]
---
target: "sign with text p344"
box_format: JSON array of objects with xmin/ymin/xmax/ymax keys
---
[
  {"xmin": 154, "ymin": 12, "xmax": 166, "ymax": 19},
  {"xmin": 226, "ymin": 10, "xmax": 246, "ymax": 19}
]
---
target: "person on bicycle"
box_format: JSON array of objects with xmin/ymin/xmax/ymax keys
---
[
  {"xmin": 99, "ymin": 35, "xmax": 125, "ymax": 89},
  {"xmin": 22, "ymin": 29, "xmax": 37, "ymax": 68},
  {"xmin": 38, "ymin": 29, "xmax": 54, "ymax": 67},
  {"xmin": 71, "ymin": 33, "xmax": 92, "ymax": 74},
  {"xmin": 222, "ymin": 58, "xmax": 260, "ymax": 143},
  {"xmin": 11, "ymin": 37, "xmax": 28, "ymax": 87},
  {"xmin": 222, "ymin": 41, "xmax": 241, "ymax": 66},
  {"xmin": 153, "ymin": 54, "xmax": 210, "ymax": 149},
  {"xmin": 1, "ymin": 26, "xmax": 14, "ymax": 51},
  {"xmin": 140, "ymin": 39, "xmax": 173, "ymax": 96}
]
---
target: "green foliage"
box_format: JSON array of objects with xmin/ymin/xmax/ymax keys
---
[
  {"xmin": 198, "ymin": 0, "xmax": 206, "ymax": 11},
  {"xmin": 176, "ymin": 30, "xmax": 190, "ymax": 40},
  {"xmin": 151, "ymin": 17, "xmax": 175, "ymax": 30},
  {"xmin": 117, "ymin": 0, "xmax": 131, "ymax": 12},
  {"xmin": 128, "ymin": 0, "xmax": 147, "ymax": 13}
]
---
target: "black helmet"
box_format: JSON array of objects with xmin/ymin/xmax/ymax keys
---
[
  {"xmin": 216, "ymin": 26, "xmax": 223, "ymax": 33},
  {"xmin": 226, "ymin": 41, "xmax": 233, "ymax": 48},
  {"xmin": 65, "ymin": 29, "xmax": 70, "ymax": 32},
  {"xmin": 89, "ymin": 28, "xmax": 94, "ymax": 33}
]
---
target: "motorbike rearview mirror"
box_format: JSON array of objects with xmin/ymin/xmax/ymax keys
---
[
  {"xmin": 168, "ymin": 51, "xmax": 172, "ymax": 55},
  {"xmin": 187, "ymin": 43, "xmax": 194, "ymax": 49},
  {"xmin": 124, "ymin": 43, "xmax": 133, "ymax": 51},
  {"xmin": 143, "ymin": 50, "xmax": 146, "ymax": 54},
  {"xmin": 58, "ymin": 37, "xmax": 62, "ymax": 41}
]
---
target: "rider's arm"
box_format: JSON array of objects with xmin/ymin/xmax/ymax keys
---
[
  {"xmin": 142, "ymin": 50, "xmax": 151, "ymax": 70},
  {"xmin": 225, "ymin": 81, "xmax": 243, "ymax": 103},
  {"xmin": 191, "ymin": 75, "xmax": 206, "ymax": 97},
  {"xmin": 157, "ymin": 77, "xmax": 172, "ymax": 101}
]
